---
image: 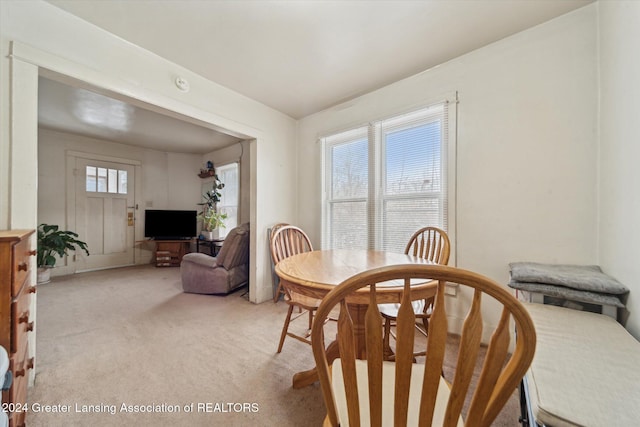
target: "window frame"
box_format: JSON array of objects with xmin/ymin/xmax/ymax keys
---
[
  {"xmin": 85, "ymin": 165, "xmax": 128, "ymax": 195},
  {"xmin": 321, "ymin": 94, "xmax": 457, "ymax": 261}
]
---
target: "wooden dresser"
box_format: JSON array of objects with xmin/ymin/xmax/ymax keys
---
[{"xmin": 0, "ymin": 230, "xmax": 36, "ymax": 427}]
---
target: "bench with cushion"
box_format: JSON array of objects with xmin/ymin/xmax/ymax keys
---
[{"xmin": 520, "ymin": 303, "xmax": 640, "ymax": 426}]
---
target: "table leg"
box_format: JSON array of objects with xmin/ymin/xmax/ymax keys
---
[
  {"xmin": 292, "ymin": 304, "xmax": 369, "ymax": 388},
  {"xmin": 292, "ymin": 340, "xmax": 339, "ymax": 389},
  {"xmin": 213, "ymin": 242, "xmax": 222, "ymax": 256},
  {"xmin": 348, "ymin": 303, "xmax": 368, "ymax": 359}
]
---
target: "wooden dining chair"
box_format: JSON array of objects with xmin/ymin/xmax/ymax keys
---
[
  {"xmin": 311, "ymin": 264, "xmax": 537, "ymax": 427},
  {"xmin": 380, "ymin": 226, "xmax": 451, "ymax": 360},
  {"xmin": 270, "ymin": 224, "xmax": 322, "ymax": 353},
  {"xmin": 270, "ymin": 222, "xmax": 290, "ymax": 303}
]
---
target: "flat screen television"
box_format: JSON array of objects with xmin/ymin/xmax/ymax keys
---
[{"xmin": 144, "ymin": 209, "xmax": 197, "ymax": 240}]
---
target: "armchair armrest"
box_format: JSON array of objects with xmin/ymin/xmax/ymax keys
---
[{"xmin": 181, "ymin": 252, "xmax": 220, "ymax": 268}]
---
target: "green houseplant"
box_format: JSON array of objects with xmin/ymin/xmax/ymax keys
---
[
  {"xmin": 199, "ymin": 174, "xmax": 225, "ymax": 211},
  {"xmin": 198, "ymin": 210, "xmax": 227, "ymax": 240},
  {"xmin": 201, "ymin": 210, "xmax": 227, "ymax": 232},
  {"xmin": 197, "ymin": 173, "xmax": 226, "ymax": 240},
  {"xmin": 37, "ymin": 224, "xmax": 89, "ymax": 283}
]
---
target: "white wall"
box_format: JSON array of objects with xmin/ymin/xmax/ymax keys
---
[
  {"xmin": 165, "ymin": 154, "xmax": 203, "ymax": 210},
  {"xmin": 1, "ymin": 0, "xmax": 298, "ymax": 303},
  {"xmin": 297, "ymin": 5, "xmax": 599, "ymax": 336},
  {"xmin": 598, "ymin": 0, "xmax": 640, "ymax": 338}
]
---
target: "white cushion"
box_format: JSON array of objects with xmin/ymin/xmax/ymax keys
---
[
  {"xmin": 332, "ymin": 359, "xmax": 464, "ymax": 427},
  {"xmin": 524, "ymin": 303, "xmax": 640, "ymax": 426}
]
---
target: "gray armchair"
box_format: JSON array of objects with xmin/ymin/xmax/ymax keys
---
[{"xmin": 181, "ymin": 222, "xmax": 250, "ymax": 294}]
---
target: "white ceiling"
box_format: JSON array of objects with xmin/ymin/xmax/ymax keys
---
[
  {"xmin": 38, "ymin": 77, "xmax": 243, "ymax": 154},
  {"xmin": 40, "ymin": 0, "xmax": 593, "ymax": 152}
]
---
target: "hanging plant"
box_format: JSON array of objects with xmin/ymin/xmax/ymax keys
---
[{"xmin": 198, "ymin": 174, "xmax": 225, "ymax": 211}]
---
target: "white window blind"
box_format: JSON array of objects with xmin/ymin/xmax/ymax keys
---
[
  {"xmin": 216, "ymin": 162, "xmax": 239, "ymax": 238},
  {"xmin": 324, "ymin": 127, "xmax": 369, "ymax": 249},
  {"xmin": 322, "ymin": 99, "xmax": 453, "ymax": 253}
]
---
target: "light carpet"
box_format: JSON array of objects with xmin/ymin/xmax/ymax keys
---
[{"xmin": 27, "ymin": 265, "xmax": 520, "ymax": 426}]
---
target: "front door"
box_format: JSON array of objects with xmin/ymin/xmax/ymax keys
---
[{"xmin": 75, "ymin": 157, "xmax": 136, "ymax": 271}]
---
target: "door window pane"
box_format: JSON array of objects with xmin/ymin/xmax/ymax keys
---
[
  {"xmin": 118, "ymin": 170, "xmax": 128, "ymax": 194},
  {"xmin": 97, "ymin": 168, "xmax": 108, "ymax": 192},
  {"xmin": 86, "ymin": 165, "xmax": 128, "ymax": 194},
  {"xmin": 108, "ymin": 169, "xmax": 118, "ymax": 193},
  {"xmin": 86, "ymin": 166, "xmax": 97, "ymax": 192}
]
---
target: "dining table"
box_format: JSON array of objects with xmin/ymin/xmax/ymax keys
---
[{"xmin": 274, "ymin": 249, "xmax": 437, "ymax": 389}]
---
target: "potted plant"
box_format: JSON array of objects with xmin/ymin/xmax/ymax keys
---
[
  {"xmin": 37, "ymin": 224, "xmax": 89, "ymax": 284},
  {"xmin": 199, "ymin": 210, "xmax": 227, "ymax": 240},
  {"xmin": 198, "ymin": 172, "xmax": 226, "ymax": 240}
]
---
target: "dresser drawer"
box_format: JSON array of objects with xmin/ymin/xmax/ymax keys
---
[
  {"xmin": 6, "ymin": 374, "xmax": 27, "ymax": 427},
  {"xmin": 6, "ymin": 346, "xmax": 32, "ymax": 408},
  {"xmin": 11, "ymin": 289, "xmax": 33, "ymax": 355},
  {"xmin": 8, "ymin": 409, "xmax": 26, "ymax": 427},
  {"xmin": 12, "ymin": 238, "xmax": 34, "ymax": 297}
]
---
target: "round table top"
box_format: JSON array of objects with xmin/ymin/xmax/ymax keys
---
[
  {"xmin": 276, "ymin": 249, "xmax": 439, "ymax": 388},
  {"xmin": 275, "ymin": 249, "xmax": 435, "ymax": 298}
]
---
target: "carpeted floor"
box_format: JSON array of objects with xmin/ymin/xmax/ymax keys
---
[{"xmin": 27, "ymin": 265, "xmax": 520, "ymax": 426}]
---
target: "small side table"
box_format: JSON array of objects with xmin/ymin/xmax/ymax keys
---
[{"xmin": 195, "ymin": 238, "xmax": 224, "ymax": 256}]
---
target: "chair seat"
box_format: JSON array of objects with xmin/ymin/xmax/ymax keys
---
[
  {"xmin": 331, "ymin": 359, "xmax": 464, "ymax": 427},
  {"xmin": 379, "ymin": 300, "xmax": 429, "ymax": 319},
  {"xmin": 287, "ymin": 292, "xmax": 322, "ymax": 311}
]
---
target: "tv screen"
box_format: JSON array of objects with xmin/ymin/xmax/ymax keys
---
[{"xmin": 144, "ymin": 210, "xmax": 197, "ymax": 240}]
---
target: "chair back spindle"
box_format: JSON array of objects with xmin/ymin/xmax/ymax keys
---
[
  {"xmin": 380, "ymin": 226, "xmax": 452, "ymax": 362},
  {"xmin": 270, "ymin": 225, "xmax": 313, "ymax": 265},
  {"xmin": 405, "ymin": 226, "xmax": 450, "ymax": 265}
]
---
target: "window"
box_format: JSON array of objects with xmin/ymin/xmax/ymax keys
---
[
  {"xmin": 322, "ymin": 98, "xmax": 455, "ymax": 253},
  {"xmin": 216, "ymin": 162, "xmax": 239, "ymax": 238},
  {"xmin": 86, "ymin": 166, "xmax": 127, "ymax": 194}
]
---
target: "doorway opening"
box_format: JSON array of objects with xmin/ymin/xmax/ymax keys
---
[{"xmin": 35, "ymin": 71, "xmax": 255, "ymax": 282}]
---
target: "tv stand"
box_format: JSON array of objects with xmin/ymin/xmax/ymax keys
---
[{"xmin": 154, "ymin": 240, "xmax": 190, "ymax": 267}]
